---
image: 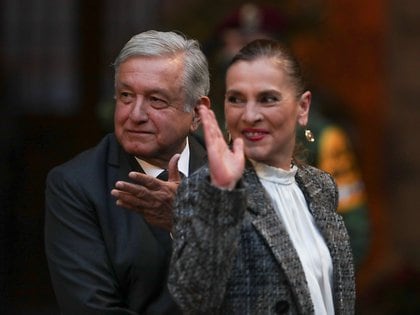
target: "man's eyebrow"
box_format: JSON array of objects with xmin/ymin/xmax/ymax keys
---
[
  {"xmin": 116, "ymin": 81, "xmax": 132, "ymax": 88},
  {"xmin": 148, "ymin": 88, "xmax": 166, "ymax": 94}
]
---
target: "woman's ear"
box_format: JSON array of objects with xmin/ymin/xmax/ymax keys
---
[
  {"xmin": 297, "ymin": 91, "xmax": 311, "ymax": 127},
  {"xmin": 190, "ymin": 96, "xmax": 211, "ymax": 132}
]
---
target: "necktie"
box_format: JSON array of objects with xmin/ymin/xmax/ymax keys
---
[
  {"xmin": 157, "ymin": 170, "xmax": 185, "ymax": 181},
  {"xmin": 157, "ymin": 170, "xmax": 168, "ymax": 181}
]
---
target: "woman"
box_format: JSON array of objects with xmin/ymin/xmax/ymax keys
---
[{"xmin": 168, "ymin": 39, "xmax": 355, "ymax": 314}]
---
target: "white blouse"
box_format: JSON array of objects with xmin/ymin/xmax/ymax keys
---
[{"xmin": 252, "ymin": 161, "xmax": 335, "ymax": 315}]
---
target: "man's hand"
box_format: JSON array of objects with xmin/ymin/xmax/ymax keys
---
[{"xmin": 111, "ymin": 154, "xmax": 182, "ymax": 231}]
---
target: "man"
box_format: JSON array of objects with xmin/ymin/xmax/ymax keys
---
[{"xmin": 45, "ymin": 30, "xmax": 210, "ymax": 314}]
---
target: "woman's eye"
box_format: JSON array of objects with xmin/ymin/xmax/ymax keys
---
[
  {"xmin": 261, "ymin": 95, "xmax": 278, "ymax": 103},
  {"xmin": 226, "ymin": 95, "xmax": 244, "ymax": 104},
  {"xmin": 259, "ymin": 95, "xmax": 279, "ymax": 106}
]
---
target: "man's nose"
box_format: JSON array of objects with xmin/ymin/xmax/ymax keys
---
[{"xmin": 129, "ymin": 97, "xmax": 148, "ymax": 121}]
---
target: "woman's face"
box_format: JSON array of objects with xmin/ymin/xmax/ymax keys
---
[{"xmin": 224, "ymin": 57, "xmax": 311, "ymax": 169}]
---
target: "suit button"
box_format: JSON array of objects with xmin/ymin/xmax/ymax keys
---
[{"xmin": 274, "ymin": 300, "xmax": 289, "ymax": 314}]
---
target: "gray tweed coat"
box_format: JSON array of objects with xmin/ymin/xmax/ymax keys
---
[{"xmin": 168, "ymin": 163, "xmax": 355, "ymax": 315}]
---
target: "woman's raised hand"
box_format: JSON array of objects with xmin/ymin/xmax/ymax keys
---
[{"xmin": 199, "ymin": 105, "xmax": 244, "ymax": 190}]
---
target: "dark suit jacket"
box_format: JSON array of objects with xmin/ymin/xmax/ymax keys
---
[
  {"xmin": 45, "ymin": 133, "xmax": 207, "ymax": 315},
  {"xmin": 169, "ymin": 163, "xmax": 355, "ymax": 314}
]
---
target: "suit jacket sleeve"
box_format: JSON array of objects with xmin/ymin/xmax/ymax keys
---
[
  {"xmin": 168, "ymin": 167, "xmax": 246, "ymax": 313},
  {"xmin": 45, "ymin": 164, "xmax": 137, "ymax": 315}
]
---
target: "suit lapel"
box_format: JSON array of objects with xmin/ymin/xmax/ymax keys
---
[
  {"xmin": 107, "ymin": 136, "xmax": 175, "ymax": 257},
  {"xmin": 243, "ymin": 167, "xmax": 313, "ymax": 314},
  {"xmin": 106, "ymin": 133, "xmax": 142, "ymax": 181},
  {"xmin": 109, "ymin": 133, "xmax": 208, "ymax": 261},
  {"xmin": 188, "ymin": 134, "xmax": 207, "ymax": 173}
]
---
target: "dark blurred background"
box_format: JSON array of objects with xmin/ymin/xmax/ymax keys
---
[{"xmin": 1, "ymin": 0, "xmax": 419, "ymax": 314}]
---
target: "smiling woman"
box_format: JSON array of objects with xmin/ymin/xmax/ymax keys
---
[
  {"xmin": 169, "ymin": 39, "xmax": 355, "ymax": 315},
  {"xmin": 224, "ymin": 56, "xmax": 310, "ymax": 170}
]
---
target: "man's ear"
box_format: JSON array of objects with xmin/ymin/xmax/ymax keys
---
[
  {"xmin": 297, "ymin": 91, "xmax": 311, "ymax": 127},
  {"xmin": 190, "ymin": 96, "xmax": 211, "ymax": 132}
]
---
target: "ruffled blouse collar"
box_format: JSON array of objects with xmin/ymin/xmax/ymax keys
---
[{"xmin": 250, "ymin": 160, "xmax": 297, "ymax": 185}]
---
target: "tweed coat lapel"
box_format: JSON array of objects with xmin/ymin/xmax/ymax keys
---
[
  {"xmin": 242, "ymin": 166, "xmax": 314, "ymax": 314},
  {"xmin": 295, "ymin": 166, "xmax": 355, "ymax": 314},
  {"xmin": 294, "ymin": 166, "xmax": 337, "ymax": 251}
]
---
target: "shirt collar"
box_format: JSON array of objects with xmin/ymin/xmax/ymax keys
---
[{"xmin": 135, "ymin": 137, "xmax": 190, "ymax": 178}]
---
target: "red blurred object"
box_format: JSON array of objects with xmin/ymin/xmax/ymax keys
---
[{"xmin": 215, "ymin": 3, "xmax": 288, "ymax": 38}]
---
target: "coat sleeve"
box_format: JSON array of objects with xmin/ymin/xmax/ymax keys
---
[
  {"xmin": 168, "ymin": 169, "xmax": 246, "ymax": 313},
  {"xmin": 44, "ymin": 166, "xmax": 137, "ymax": 315}
]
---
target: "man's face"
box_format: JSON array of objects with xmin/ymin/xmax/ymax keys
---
[{"xmin": 114, "ymin": 55, "xmax": 194, "ymax": 168}]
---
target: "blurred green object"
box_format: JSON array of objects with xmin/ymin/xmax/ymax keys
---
[{"xmin": 297, "ymin": 108, "xmax": 370, "ymax": 267}]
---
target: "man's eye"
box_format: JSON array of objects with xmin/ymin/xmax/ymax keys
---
[
  {"xmin": 149, "ymin": 96, "xmax": 168, "ymax": 109},
  {"xmin": 119, "ymin": 92, "xmax": 134, "ymax": 103}
]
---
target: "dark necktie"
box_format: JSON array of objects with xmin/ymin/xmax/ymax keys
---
[
  {"xmin": 157, "ymin": 170, "xmax": 168, "ymax": 181},
  {"xmin": 157, "ymin": 170, "xmax": 185, "ymax": 181}
]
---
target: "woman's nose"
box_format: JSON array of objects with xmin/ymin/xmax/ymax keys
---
[{"xmin": 242, "ymin": 102, "xmax": 263, "ymax": 123}]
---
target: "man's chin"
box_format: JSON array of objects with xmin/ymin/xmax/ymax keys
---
[
  {"xmin": 127, "ymin": 147, "xmax": 155, "ymax": 158},
  {"xmin": 118, "ymin": 140, "xmax": 152, "ymax": 156}
]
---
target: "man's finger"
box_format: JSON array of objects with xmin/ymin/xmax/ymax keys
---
[
  {"xmin": 127, "ymin": 172, "xmax": 161, "ymax": 189},
  {"xmin": 112, "ymin": 189, "xmax": 157, "ymax": 209},
  {"xmin": 113, "ymin": 181, "xmax": 150, "ymax": 195},
  {"xmin": 168, "ymin": 153, "xmax": 181, "ymax": 182}
]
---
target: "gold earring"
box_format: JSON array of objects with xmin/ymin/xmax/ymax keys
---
[{"xmin": 305, "ymin": 129, "xmax": 315, "ymax": 143}]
